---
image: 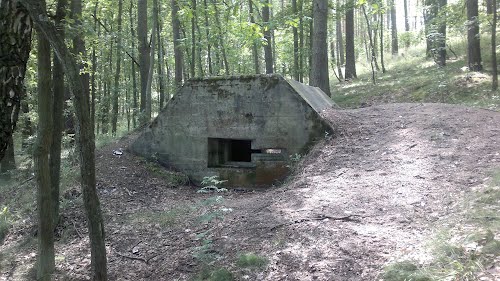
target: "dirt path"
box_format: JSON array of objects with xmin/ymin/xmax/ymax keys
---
[{"xmin": 1, "ymin": 103, "xmax": 499, "ymax": 280}]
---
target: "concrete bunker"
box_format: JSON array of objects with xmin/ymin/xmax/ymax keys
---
[{"xmin": 130, "ymin": 74, "xmax": 335, "ymax": 187}]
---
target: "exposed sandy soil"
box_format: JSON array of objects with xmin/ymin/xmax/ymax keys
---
[{"xmin": 1, "ymin": 103, "xmax": 499, "ymax": 280}]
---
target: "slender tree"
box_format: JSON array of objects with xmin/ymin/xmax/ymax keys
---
[
  {"xmin": 390, "ymin": 0, "xmax": 398, "ymax": 55},
  {"xmin": 467, "ymin": 0, "xmax": 482, "ymax": 71},
  {"xmin": 292, "ymin": 0, "xmax": 299, "ymax": 79},
  {"xmin": 437, "ymin": 0, "xmax": 447, "ymax": 66},
  {"xmin": 263, "ymin": 0, "xmax": 274, "ymax": 73},
  {"xmin": 138, "ymin": 0, "xmax": 150, "ymax": 122},
  {"xmin": 336, "ymin": 0, "xmax": 345, "ymax": 66},
  {"xmin": 491, "ymin": 0, "xmax": 498, "ymax": 89},
  {"xmin": 20, "ymin": 0, "xmax": 109, "ymax": 278},
  {"xmin": 111, "ymin": 0, "xmax": 123, "ymax": 135},
  {"xmin": 156, "ymin": 0, "xmax": 167, "ymax": 108},
  {"xmin": 129, "ymin": 1, "xmax": 138, "ymax": 127},
  {"xmin": 172, "ymin": 0, "xmax": 184, "ymax": 85},
  {"xmin": 424, "ymin": 0, "xmax": 438, "ymax": 57},
  {"xmin": 311, "ymin": 0, "xmax": 331, "ymax": 95},
  {"xmin": 50, "ymin": 0, "xmax": 67, "ymax": 225},
  {"xmin": 379, "ymin": 7, "xmax": 386, "ymax": 73},
  {"xmin": 404, "ymin": 0, "xmax": 410, "ymax": 31},
  {"xmin": 145, "ymin": 0, "xmax": 157, "ymax": 121},
  {"xmin": 345, "ymin": 0, "xmax": 357, "ymax": 79},
  {"xmin": 35, "ymin": 13, "xmax": 55, "ymax": 279}
]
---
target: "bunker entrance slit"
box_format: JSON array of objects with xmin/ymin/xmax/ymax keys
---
[{"xmin": 208, "ymin": 138, "xmax": 262, "ymax": 168}]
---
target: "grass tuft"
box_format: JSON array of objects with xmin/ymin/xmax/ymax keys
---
[
  {"xmin": 193, "ymin": 267, "xmax": 234, "ymax": 281},
  {"xmin": 236, "ymin": 252, "xmax": 269, "ymax": 269},
  {"xmin": 383, "ymin": 261, "xmax": 433, "ymax": 281}
]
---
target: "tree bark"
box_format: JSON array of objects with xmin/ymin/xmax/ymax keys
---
[
  {"xmin": 345, "ymin": 0, "xmax": 357, "ymax": 79},
  {"xmin": 362, "ymin": 5, "xmax": 377, "ymax": 84},
  {"xmin": 0, "ymin": 136, "xmax": 15, "ymax": 173},
  {"xmin": 210, "ymin": 0, "xmax": 230, "ymax": 75},
  {"xmin": 203, "ymin": 0, "xmax": 213, "ymax": 75},
  {"xmin": 91, "ymin": 2, "xmax": 98, "ymax": 132},
  {"xmin": 145, "ymin": 0, "xmax": 157, "ymax": 121},
  {"xmin": 191, "ymin": 0, "xmax": 197, "ymax": 78},
  {"xmin": 250, "ymin": 0, "xmax": 261, "ymax": 74},
  {"xmin": 311, "ymin": 0, "xmax": 331, "ymax": 95},
  {"xmin": 129, "ymin": 1, "xmax": 138, "ymax": 128},
  {"xmin": 467, "ymin": 0, "xmax": 482, "ymax": 71},
  {"xmin": 263, "ymin": 0, "xmax": 274, "ymax": 74},
  {"xmin": 404, "ymin": 0, "xmax": 410, "ymax": 31},
  {"xmin": 35, "ymin": 18, "xmax": 55, "ymax": 280},
  {"xmin": 50, "ymin": 0, "xmax": 67, "ymax": 226},
  {"xmin": 299, "ymin": 0, "xmax": 304, "ymax": 81},
  {"xmin": 336, "ymin": 0, "xmax": 345, "ymax": 66},
  {"xmin": 380, "ymin": 10, "xmax": 386, "ymax": 73},
  {"xmin": 138, "ymin": 0, "xmax": 150, "ymax": 122},
  {"xmin": 0, "ymin": 0, "xmax": 32, "ymax": 161},
  {"xmin": 156, "ymin": 0, "xmax": 166, "ymax": 109},
  {"xmin": 390, "ymin": 0, "xmax": 398, "ymax": 55},
  {"xmin": 437, "ymin": 0, "xmax": 447, "ymax": 66},
  {"xmin": 172, "ymin": 0, "xmax": 183, "ymax": 85},
  {"xmin": 491, "ymin": 0, "xmax": 498, "ymax": 89},
  {"xmin": 112, "ymin": 0, "xmax": 123, "ymax": 135},
  {"xmin": 19, "ymin": 1, "xmax": 109, "ymax": 280}
]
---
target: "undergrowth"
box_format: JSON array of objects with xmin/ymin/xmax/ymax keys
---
[
  {"xmin": 383, "ymin": 170, "xmax": 500, "ymax": 281},
  {"xmin": 332, "ymin": 37, "xmax": 500, "ymax": 111}
]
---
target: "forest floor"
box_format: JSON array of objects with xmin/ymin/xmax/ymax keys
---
[{"xmin": 1, "ymin": 103, "xmax": 500, "ymax": 281}]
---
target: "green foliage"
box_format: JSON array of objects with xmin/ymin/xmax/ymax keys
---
[
  {"xmin": 236, "ymin": 253, "xmax": 269, "ymax": 269},
  {"xmin": 383, "ymin": 261, "xmax": 433, "ymax": 281},
  {"xmin": 192, "ymin": 267, "xmax": 234, "ymax": 281},
  {"xmin": 333, "ymin": 41, "xmax": 500, "ymax": 110},
  {"xmin": 198, "ymin": 176, "xmax": 228, "ymax": 193},
  {"xmin": 0, "ymin": 207, "xmax": 12, "ymax": 244}
]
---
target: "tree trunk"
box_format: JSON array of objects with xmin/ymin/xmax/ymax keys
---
[
  {"xmin": 0, "ymin": 0, "xmax": 32, "ymax": 161},
  {"xmin": 390, "ymin": 0, "xmax": 398, "ymax": 55},
  {"xmin": 111, "ymin": 0, "xmax": 123, "ymax": 135},
  {"xmin": 203, "ymin": 0, "xmax": 213, "ymax": 75},
  {"xmin": 491, "ymin": 0, "xmax": 498, "ymax": 89},
  {"xmin": 129, "ymin": 1, "xmax": 138, "ymax": 128},
  {"xmin": 0, "ymin": 136, "xmax": 15, "ymax": 173},
  {"xmin": 380, "ymin": 10, "xmax": 386, "ymax": 73},
  {"xmin": 311, "ymin": 0, "xmax": 331, "ymax": 95},
  {"xmin": 437, "ymin": 0, "xmax": 447, "ymax": 66},
  {"xmin": 91, "ymin": 2, "xmax": 98, "ymax": 132},
  {"xmin": 467, "ymin": 0, "xmax": 482, "ymax": 71},
  {"xmin": 145, "ymin": 0, "xmax": 157, "ymax": 121},
  {"xmin": 299, "ymin": 0, "xmax": 304, "ymax": 82},
  {"xmin": 138, "ymin": 0, "xmax": 150, "ymax": 122},
  {"xmin": 336, "ymin": 0, "xmax": 344, "ymax": 66},
  {"xmin": 35, "ymin": 14, "xmax": 55, "ymax": 279},
  {"xmin": 156, "ymin": 1, "xmax": 166, "ymax": 109},
  {"xmin": 191, "ymin": 0, "xmax": 197, "ymax": 78},
  {"xmin": 20, "ymin": 0, "xmax": 109, "ymax": 279},
  {"xmin": 250, "ymin": 0, "xmax": 261, "ymax": 74},
  {"xmin": 210, "ymin": 0, "xmax": 230, "ymax": 75},
  {"xmin": 404, "ymin": 0, "xmax": 410, "ymax": 32},
  {"xmin": 263, "ymin": 0, "xmax": 274, "ymax": 74},
  {"xmin": 362, "ymin": 5, "xmax": 377, "ymax": 84},
  {"xmin": 345, "ymin": 0, "xmax": 357, "ymax": 79},
  {"xmin": 172, "ymin": 0, "xmax": 183, "ymax": 85},
  {"xmin": 50, "ymin": 0, "xmax": 67, "ymax": 226},
  {"xmin": 424, "ymin": 0, "xmax": 438, "ymax": 57}
]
